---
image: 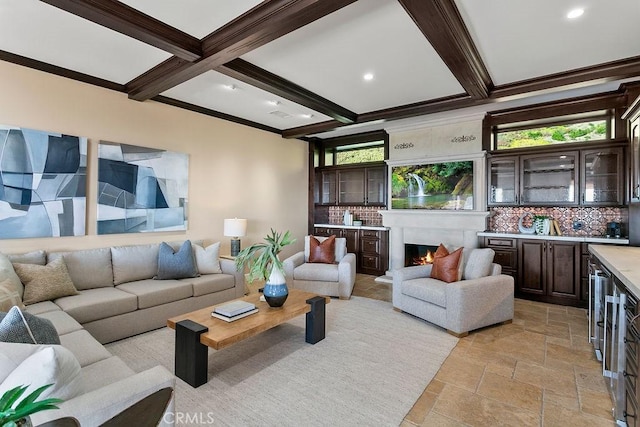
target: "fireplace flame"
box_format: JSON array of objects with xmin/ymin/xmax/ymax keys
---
[{"xmin": 413, "ymin": 250, "xmax": 434, "ymax": 265}]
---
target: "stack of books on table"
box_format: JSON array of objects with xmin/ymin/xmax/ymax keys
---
[{"xmin": 211, "ymin": 300, "xmax": 258, "ymax": 322}]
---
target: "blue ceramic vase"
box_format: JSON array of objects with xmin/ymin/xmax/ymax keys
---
[{"xmin": 263, "ymin": 266, "xmax": 288, "ymax": 307}]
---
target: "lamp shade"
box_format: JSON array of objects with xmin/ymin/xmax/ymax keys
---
[{"xmin": 223, "ymin": 218, "xmax": 247, "ymax": 237}]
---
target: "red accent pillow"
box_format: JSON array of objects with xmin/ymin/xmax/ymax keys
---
[
  {"xmin": 430, "ymin": 246, "xmax": 463, "ymax": 283},
  {"xmin": 434, "ymin": 244, "xmax": 449, "ymax": 259},
  {"xmin": 309, "ymin": 235, "xmax": 336, "ymax": 264}
]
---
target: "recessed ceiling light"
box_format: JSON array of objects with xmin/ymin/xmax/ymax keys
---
[
  {"xmin": 222, "ymin": 84, "xmax": 237, "ymax": 91},
  {"xmin": 567, "ymin": 8, "xmax": 584, "ymax": 19},
  {"xmin": 363, "ymin": 73, "xmax": 374, "ymax": 81},
  {"xmin": 267, "ymin": 100, "xmax": 281, "ymax": 106},
  {"xmin": 300, "ymin": 113, "xmax": 314, "ymax": 119}
]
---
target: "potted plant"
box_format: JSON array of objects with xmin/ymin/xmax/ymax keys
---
[
  {"xmin": 0, "ymin": 384, "xmax": 63, "ymax": 427},
  {"xmin": 235, "ymin": 229, "xmax": 295, "ymax": 307}
]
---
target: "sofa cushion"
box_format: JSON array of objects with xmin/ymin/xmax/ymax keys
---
[
  {"xmin": 36, "ymin": 310, "xmax": 84, "ymax": 336},
  {"xmin": 187, "ymin": 274, "xmax": 235, "ymax": 297},
  {"xmin": 54, "ymin": 288, "xmax": 138, "ymax": 324},
  {"xmin": 309, "ymin": 235, "xmax": 336, "ymax": 264},
  {"xmin": 0, "ymin": 253, "xmax": 24, "ymax": 297},
  {"xmin": 13, "ymin": 258, "xmax": 79, "ymax": 305},
  {"xmin": 0, "ymin": 306, "xmax": 60, "ymax": 344},
  {"xmin": 48, "ymin": 248, "xmax": 114, "ymax": 290},
  {"xmin": 194, "ymin": 242, "xmax": 222, "ymax": 274},
  {"xmin": 402, "ymin": 278, "xmax": 448, "ymax": 308},
  {"xmin": 294, "ymin": 262, "xmax": 339, "ymax": 282},
  {"xmin": 76, "ymin": 356, "xmax": 134, "ymax": 394},
  {"xmin": 111, "ymin": 244, "xmax": 159, "ymax": 285},
  {"xmin": 0, "ymin": 278, "xmax": 24, "ymax": 311},
  {"xmin": 431, "ymin": 247, "xmax": 463, "ymax": 283},
  {"xmin": 304, "ymin": 235, "xmax": 346, "ymax": 262},
  {"xmin": 117, "ymin": 278, "xmax": 193, "ymax": 309},
  {"xmin": 59, "ymin": 329, "xmax": 112, "ymax": 367},
  {"xmin": 7, "ymin": 250, "xmax": 46, "ymax": 266},
  {"xmin": 0, "ymin": 344, "xmax": 81, "ymax": 400},
  {"xmin": 156, "ymin": 241, "xmax": 198, "ymax": 280},
  {"xmin": 463, "ymin": 248, "xmax": 495, "ymax": 280},
  {"xmin": 23, "ymin": 301, "xmax": 62, "ymax": 316}
]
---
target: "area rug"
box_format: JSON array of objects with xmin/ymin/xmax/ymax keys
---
[{"xmin": 106, "ymin": 296, "xmax": 458, "ymax": 426}]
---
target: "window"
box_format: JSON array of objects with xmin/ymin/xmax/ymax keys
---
[
  {"xmin": 335, "ymin": 142, "xmax": 384, "ymax": 165},
  {"xmin": 495, "ymin": 119, "xmax": 609, "ymax": 150}
]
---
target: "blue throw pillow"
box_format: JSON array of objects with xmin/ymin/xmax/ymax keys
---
[
  {"xmin": 156, "ymin": 240, "xmax": 199, "ymax": 280},
  {"xmin": 0, "ymin": 306, "xmax": 60, "ymax": 345}
]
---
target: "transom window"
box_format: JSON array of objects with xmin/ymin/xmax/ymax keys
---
[{"xmin": 495, "ymin": 118, "xmax": 609, "ymax": 150}]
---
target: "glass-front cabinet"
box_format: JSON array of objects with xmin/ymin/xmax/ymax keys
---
[
  {"xmin": 338, "ymin": 169, "xmax": 366, "ymax": 204},
  {"xmin": 488, "ymin": 156, "xmax": 519, "ymax": 205},
  {"xmin": 320, "ymin": 170, "xmax": 337, "ymax": 205},
  {"xmin": 365, "ymin": 167, "xmax": 386, "ymax": 205},
  {"xmin": 520, "ymin": 151, "xmax": 578, "ymax": 206},
  {"xmin": 581, "ymin": 147, "xmax": 623, "ymax": 205},
  {"xmin": 316, "ymin": 165, "xmax": 386, "ymax": 206}
]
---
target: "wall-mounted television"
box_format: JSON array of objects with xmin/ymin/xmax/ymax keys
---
[{"xmin": 391, "ymin": 161, "xmax": 474, "ymax": 210}]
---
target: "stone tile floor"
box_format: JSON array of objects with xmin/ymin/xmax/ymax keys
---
[{"xmin": 351, "ymin": 274, "xmax": 616, "ymax": 426}]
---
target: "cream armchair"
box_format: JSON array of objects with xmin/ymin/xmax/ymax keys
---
[
  {"xmin": 283, "ymin": 236, "xmax": 356, "ymax": 299},
  {"xmin": 392, "ymin": 248, "xmax": 514, "ymax": 337}
]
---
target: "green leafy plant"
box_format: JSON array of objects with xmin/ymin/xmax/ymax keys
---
[
  {"xmin": 0, "ymin": 384, "xmax": 63, "ymax": 427},
  {"xmin": 235, "ymin": 229, "xmax": 296, "ymax": 283}
]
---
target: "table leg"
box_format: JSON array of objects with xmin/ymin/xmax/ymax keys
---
[
  {"xmin": 175, "ymin": 320, "xmax": 208, "ymax": 388},
  {"xmin": 305, "ymin": 296, "xmax": 326, "ymax": 344}
]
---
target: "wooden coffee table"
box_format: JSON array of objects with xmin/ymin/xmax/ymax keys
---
[{"xmin": 167, "ymin": 289, "xmax": 329, "ymax": 387}]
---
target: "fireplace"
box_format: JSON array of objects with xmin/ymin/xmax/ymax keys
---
[{"xmin": 405, "ymin": 244, "xmax": 439, "ymax": 267}]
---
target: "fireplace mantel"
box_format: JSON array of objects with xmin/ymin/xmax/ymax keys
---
[{"xmin": 379, "ymin": 210, "xmax": 490, "ymax": 274}]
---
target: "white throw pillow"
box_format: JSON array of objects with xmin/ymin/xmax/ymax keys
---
[
  {"xmin": 0, "ymin": 253, "xmax": 24, "ymax": 297},
  {"xmin": 194, "ymin": 242, "xmax": 222, "ymax": 274},
  {"xmin": 0, "ymin": 344, "xmax": 81, "ymax": 400}
]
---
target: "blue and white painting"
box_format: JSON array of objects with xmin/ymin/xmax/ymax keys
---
[
  {"xmin": 0, "ymin": 125, "xmax": 87, "ymax": 238},
  {"xmin": 97, "ymin": 141, "xmax": 188, "ymax": 234}
]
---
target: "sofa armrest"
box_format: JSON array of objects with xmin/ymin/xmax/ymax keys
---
[
  {"xmin": 392, "ymin": 265, "xmax": 433, "ymax": 308},
  {"xmin": 445, "ymin": 274, "xmax": 514, "ymax": 335},
  {"xmin": 337, "ymin": 253, "xmax": 356, "ymax": 299},
  {"xmin": 490, "ymin": 263, "xmax": 502, "ymax": 276},
  {"xmin": 220, "ymin": 258, "xmax": 246, "ymax": 298},
  {"xmin": 32, "ymin": 365, "xmax": 176, "ymax": 427},
  {"xmin": 283, "ymin": 252, "xmax": 305, "ymax": 288}
]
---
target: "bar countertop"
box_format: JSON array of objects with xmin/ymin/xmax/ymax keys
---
[{"xmin": 589, "ymin": 244, "xmax": 640, "ymax": 298}]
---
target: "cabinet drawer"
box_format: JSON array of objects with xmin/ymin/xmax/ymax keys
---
[
  {"xmin": 360, "ymin": 239, "xmax": 380, "ymax": 253},
  {"xmin": 360, "ymin": 229, "xmax": 381, "ymax": 238},
  {"xmin": 485, "ymin": 237, "xmax": 516, "ymax": 249},
  {"xmin": 314, "ymin": 227, "xmax": 339, "ymax": 237},
  {"xmin": 361, "ymin": 254, "xmax": 380, "ymax": 270},
  {"xmin": 493, "ymin": 249, "xmax": 517, "ymax": 270}
]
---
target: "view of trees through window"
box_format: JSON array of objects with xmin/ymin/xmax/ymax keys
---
[
  {"xmin": 496, "ymin": 120, "xmax": 607, "ymax": 150},
  {"xmin": 335, "ymin": 146, "xmax": 384, "ymax": 164}
]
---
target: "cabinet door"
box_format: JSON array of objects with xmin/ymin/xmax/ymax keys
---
[
  {"xmin": 518, "ymin": 240, "xmax": 546, "ymax": 295},
  {"xmin": 338, "ymin": 169, "xmax": 365, "ymax": 204},
  {"xmin": 365, "ymin": 166, "xmax": 386, "ymax": 205},
  {"xmin": 521, "ymin": 152, "xmax": 578, "ymax": 205},
  {"xmin": 581, "ymin": 147, "xmax": 623, "ymax": 206},
  {"xmin": 320, "ymin": 171, "xmax": 337, "ymax": 205},
  {"xmin": 488, "ymin": 156, "xmax": 519, "ymax": 205},
  {"xmin": 341, "ymin": 228, "xmax": 359, "ymax": 254},
  {"xmin": 548, "ymin": 241, "xmax": 580, "ymax": 300},
  {"xmin": 631, "ymin": 120, "xmax": 640, "ymax": 201}
]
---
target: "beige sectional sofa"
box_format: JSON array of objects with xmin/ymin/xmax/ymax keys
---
[{"xmin": 0, "ymin": 240, "xmax": 245, "ymax": 425}]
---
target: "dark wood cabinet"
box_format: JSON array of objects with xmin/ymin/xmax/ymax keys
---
[
  {"xmin": 518, "ymin": 239, "xmax": 580, "ymax": 302},
  {"xmin": 624, "ymin": 95, "xmax": 640, "ymax": 201},
  {"xmin": 315, "ymin": 164, "xmax": 386, "ymax": 206},
  {"xmin": 314, "ymin": 227, "xmax": 388, "ymax": 275},
  {"xmin": 483, "ymin": 236, "xmax": 517, "ymax": 279},
  {"xmin": 487, "ymin": 143, "xmax": 626, "ymax": 207}
]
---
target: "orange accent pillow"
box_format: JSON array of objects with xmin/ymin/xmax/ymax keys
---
[
  {"xmin": 309, "ymin": 235, "xmax": 336, "ymax": 264},
  {"xmin": 434, "ymin": 244, "xmax": 449, "ymax": 259},
  {"xmin": 430, "ymin": 247, "xmax": 463, "ymax": 283}
]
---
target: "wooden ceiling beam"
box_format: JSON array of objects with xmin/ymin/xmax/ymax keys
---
[
  {"xmin": 40, "ymin": 0, "xmax": 202, "ymax": 61},
  {"xmin": 126, "ymin": 0, "xmax": 357, "ymax": 101},
  {"xmin": 397, "ymin": 0, "xmax": 492, "ymax": 99},
  {"xmin": 217, "ymin": 59, "xmax": 357, "ymax": 124}
]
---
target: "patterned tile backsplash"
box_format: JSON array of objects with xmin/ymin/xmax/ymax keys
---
[
  {"xmin": 489, "ymin": 206, "xmax": 628, "ymax": 236},
  {"xmin": 328, "ymin": 206, "xmax": 384, "ymax": 226}
]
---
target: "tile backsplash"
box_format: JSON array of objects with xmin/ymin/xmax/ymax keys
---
[
  {"xmin": 489, "ymin": 206, "xmax": 628, "ymax": 236},
  {"xmin": 328, "ymin": 206, "xmax": 383, "ymax": 226}
]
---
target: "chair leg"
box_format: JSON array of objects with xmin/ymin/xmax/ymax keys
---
[
  {"xmin": 447, "ymin": 330, "xmax": 469, "ymax": 338},
  {"xmin": 501, "ymin": 319, "xmax": 513, "ymax": 325},
  {"xmin": 392, "ymin": 307, "xmax": 402, "ymax": 313},
  {"xmin": 339, "ymin": 296, "xmax": 350, "ymax": 300}
]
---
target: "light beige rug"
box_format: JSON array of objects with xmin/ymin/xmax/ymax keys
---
[{"xmin": 106, "ymin": 296, "xmax": 457, "ymax": 426}]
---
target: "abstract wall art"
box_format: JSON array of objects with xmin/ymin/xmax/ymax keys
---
[
  {"xmin": 0, "ymin": 125, "xmax": 87, "ymax": 238},
  {"xmin": 97, "ymin": 141, "xmax": 188, "ymax": 234}
]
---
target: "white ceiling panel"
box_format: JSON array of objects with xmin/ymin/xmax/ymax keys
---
[
  {"xmin": 0, "ymin": 0, "xmax": 170, "ymax": 84},
  {"xmin": 161, "ymin": 71, "xmax": 332, "ymax": 130},
  {"xmin": 241, "ymin": 0, "xmax": 464, "ymax": 114},
  {"xmin": 119, "ymin": 0, "xmax": 264, "ymax": 39},
  {"xmin": 457, "ymin": 0, "xmax": 640, "ymax": 85}
]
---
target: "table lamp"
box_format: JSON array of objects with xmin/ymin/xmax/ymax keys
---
[{"xmin": 224, "ymin": 218, "xmax": 247, "ymax": 256}]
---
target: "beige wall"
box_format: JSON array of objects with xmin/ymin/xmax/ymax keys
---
[{"xmin": 0, "ymin": 61, "xmax": 309, "ymax": 257}]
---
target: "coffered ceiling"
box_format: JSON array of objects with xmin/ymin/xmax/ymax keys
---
[{"xmin": 1, "ymin": 0, "xmax": 639, "ymax": 139}]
